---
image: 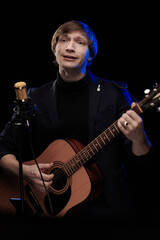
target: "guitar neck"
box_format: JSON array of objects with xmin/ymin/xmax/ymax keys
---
[{"xmin": 64, "ymin": 103, "xmax": 143, "ymax": 177}]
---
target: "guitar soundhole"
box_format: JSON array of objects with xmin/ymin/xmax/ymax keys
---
[
  {"xmin": 50, "ymin": 167, "xmax": 68, "ymax": 191},
  {"xmin": 47, "ymin": 163, "xmax": 71, "ymax": 195}
]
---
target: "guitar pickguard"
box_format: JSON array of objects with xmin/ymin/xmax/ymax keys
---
[{"xmin": 44, "ymin": 186, "xmax": 71, "ymax": 216}]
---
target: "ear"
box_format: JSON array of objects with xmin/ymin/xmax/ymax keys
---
[{"xmin": 52, "ymin": 47, "xmax": 56, "ymax": 55}]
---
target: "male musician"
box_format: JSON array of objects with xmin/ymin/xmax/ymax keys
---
[{"xmin": 0, "ymin": 21, "xmax": 152, "ymax": 217}]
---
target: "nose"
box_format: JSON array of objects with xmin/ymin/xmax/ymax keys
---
[{"xmin": 66, "ymin": 40, "xmax": 75, "ymax": 52}]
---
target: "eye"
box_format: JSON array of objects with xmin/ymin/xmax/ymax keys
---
[
  {"xmin": 78, "ymin": 41, "xmax": 83, "ymax": 44},
  {"xmin": 59, "ymin": 38, "xmax": 68, "ymax": 43},
  {"xmin": 61, "ymin": 39, "xmax": 67, "ymax": 42},
  {"xmin": 77, "ymin": 39, "xmax": 88, "ymax": 45}
]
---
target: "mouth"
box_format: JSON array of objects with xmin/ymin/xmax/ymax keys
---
[{"xmin": 63, "ymin": 55, "xmax": 78, "ymax": 60}]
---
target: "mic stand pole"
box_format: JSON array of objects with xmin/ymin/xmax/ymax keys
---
[
  {"xmin": 14, "ymin": 102, "xmax": 31, "ymax": 216},
  {"xmin": 13, "ymin": 82, "xmax": 36, "ymax": 216},
  {"xmin": 17, "ymin": 121, "xmax": 25, "ymax": 215}
]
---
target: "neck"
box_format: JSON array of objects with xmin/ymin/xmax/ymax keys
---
[{"xmin": 59, "ymin": 67, "xmax": 86, "ymax": 82}]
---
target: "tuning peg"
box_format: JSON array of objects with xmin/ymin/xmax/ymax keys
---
[
  {"xmin": 156, "ymin": 107, "xmax": 160, "ymax": 112},
  {"xmin": 144, "ymin": 89, "xmax": 150, "ymax": 96}
]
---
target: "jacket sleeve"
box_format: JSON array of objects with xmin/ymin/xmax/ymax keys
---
[
  {"xmin": 0, "ymin": 119, "xmax": 19, "ymax": 159},
  {"xmin": 110, "ymin": 82, "xmax": 155, "ymax": 165}
]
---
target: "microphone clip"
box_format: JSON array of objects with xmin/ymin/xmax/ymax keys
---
[{"xmin": 13, "ymin": 98, "xmax": 37, "ymax": 127}]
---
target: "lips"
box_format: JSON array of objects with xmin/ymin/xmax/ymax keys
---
[{"xmin": 63, "ymin": 55, "xmax": 78, "ymax": 60}]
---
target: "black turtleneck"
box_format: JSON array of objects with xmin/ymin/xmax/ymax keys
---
[{"xmin": 56, "ymin": 71, "xmax": 90, "ymax": 146}]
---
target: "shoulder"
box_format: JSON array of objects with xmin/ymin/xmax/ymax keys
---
[
  {"xmin": 28, "ymin": 81, "xmax": 54, "ymax": 98},
  {"xmin": 90, "ymin": 73, "xmax": 128, "ymax": 90},
  {"xmin": 110, "ymin": 80, "xmax": 128, "ymax": 89},
  {"xmin": 90, "ymin": 73, "xmax": 132, "ymax": 105}
]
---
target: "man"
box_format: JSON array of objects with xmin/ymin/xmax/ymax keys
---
[{"xmin": 0, "ymin": 21, "xmax": 152, "ymax": 217}]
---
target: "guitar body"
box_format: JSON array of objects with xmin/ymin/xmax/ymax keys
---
[{"xmin": 0, "ymin": 139, "xmax": 103, "ymax": 217}]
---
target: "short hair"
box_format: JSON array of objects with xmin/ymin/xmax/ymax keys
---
[{"xmin": 51, "ymin": 20, "xmax": 98, "ymax": 66}]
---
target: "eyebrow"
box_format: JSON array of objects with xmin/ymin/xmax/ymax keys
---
[
  {"xmin": 74, "ymin": 35, "xmax": 88, "ymax": 42},
  {"xmin": 59, "ymin": 33, "xmax": 88, "ymax": 42}
]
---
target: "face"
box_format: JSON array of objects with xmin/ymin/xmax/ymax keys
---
[{"xmin": 54, "ymin": 31, "xmax": 91, "ymax": 73}]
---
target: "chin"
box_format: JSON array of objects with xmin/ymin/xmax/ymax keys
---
[{"xmin": 62, "ymin": 63, "xmax": 80, "ymax": 70}]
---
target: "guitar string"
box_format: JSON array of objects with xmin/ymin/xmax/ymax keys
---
[
  {"xmin": 48, "ymin": 121, "xmax": 120, "ymax": 187},
  {"xmin": 29, "ymin": 100, "xmax": 153, "ymax": 193},
  {"xmin": 50, "ymin": 123, "xmax": 118, "ymax": 184},
  {"xmin": 28, "ymin": 129, "xmax": 54, "ymax": 215},
  {"xmin": 45, "ymin": 97, "xmax": 158, "ymax": 187},
  {"xmin": 45, "ymin": 103, "xmax": 145, "ymax": 187},
  {"xmin": 28, "ymin": 120, "xmax": 117, "ymax": 190}
]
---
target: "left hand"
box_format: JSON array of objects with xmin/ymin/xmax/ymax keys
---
[{"xmin": 117, "ymin": 102, "xmax": 146, "ymax": 144}]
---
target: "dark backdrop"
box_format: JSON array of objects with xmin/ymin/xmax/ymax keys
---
[
  {"xmin": 1, "ymin": 4, "xmax": 160, "ymax": 140},
  {"xmin": 0, "ymin": 2, "xmax": 160, "ymax": 238}
]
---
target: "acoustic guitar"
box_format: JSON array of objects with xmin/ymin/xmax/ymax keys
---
[{"xmin": 0, "ymin": 84, "xmax": 160, "ymax": 217}]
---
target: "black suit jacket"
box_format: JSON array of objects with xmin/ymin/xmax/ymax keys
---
[{"xmin": 0, "ymin": 72, "xmax": 146, "ymax": 215}]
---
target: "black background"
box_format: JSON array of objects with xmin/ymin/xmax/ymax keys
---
[
  {"xmin": 0, "ymin": 2, "xmax": 160, "ymax": 238},
  {"xmin": 1, "ymin": 3, "xmax": 160, "ymax": 144}
]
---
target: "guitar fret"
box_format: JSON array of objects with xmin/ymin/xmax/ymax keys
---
[
  {"xmin": 113, "ymin": 122, "xmax": 119, "ymax": 133},
  {"xmin": 94, "ymin": 138, "xmax": 102, "ymax": 149},
  {"xmin": 70, "ymin": 157, "xmax": 81, "ymax": 170},
  {"xmin": 90, "ymin": 142, "xmax": 99, "ymax": 154},
  {"xmin": 82, "ymin": 149, "xmax": 90, "ymax": 159},
  {"xmin": 75, "ymin": 156, "xmax": 84, "ymax": 168},
  {"xmin": 95, "ymin": 136, "xmax": 103, "ymax": 148},
  {"xmin": 92, "ymin": 141, "xmax": 98, "ymax": 151},
  {"xmin": 109, "ymin": 127, "xmax": 114, "ymax": 137},
  {"xmin": 62, "ymin": 164, "xmax": 70, "ymax": 177},
  {"xmin": 84, "ymin": 147, "xmax": 93, "ymax": 158},
  {"xmin": 63, "ymin": 162, "xmax": 73, "ymax": 177},
  {"xmin": 103, "ymin": 131, "xmax": 110, "ymax": 142},
  {"xmin": 87, "ymin": 144, "xmax": 95, "ymax": 156},
  {"xmin": 100, "ymin": 134, "xmax": 106, "ymax": 145}
]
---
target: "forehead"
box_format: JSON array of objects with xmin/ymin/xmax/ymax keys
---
[{"xmin": 59, "ymin": 31, "xmax": 88, "ymax": 41}]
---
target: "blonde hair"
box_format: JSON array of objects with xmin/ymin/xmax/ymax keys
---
[{"xmin": 51, "ymin": 20, "xmax": 98, "ymax": 66}]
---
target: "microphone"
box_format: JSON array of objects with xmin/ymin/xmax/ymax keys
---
[
  {"xmin": 13, "ymin": 81, "xmax": 36, "ymax": 125},
  {"xmin": 14, "ymin": 81, "xmax": 28, "ymax": 102}
]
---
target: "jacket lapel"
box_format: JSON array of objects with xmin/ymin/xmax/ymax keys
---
[
  {"xmin": 45, "ymin": 80, "xmax": 61, "ymax": 129},
  {"xmin": 88, "ymin": 74, "xmax": 103, "ymax": 142}
]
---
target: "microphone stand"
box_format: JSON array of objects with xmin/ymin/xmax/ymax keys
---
[
  {"xmin": 13, "ymin": 97, "xmax": 36, "ymax": 216},
  {"xmin": 13, "ymin": 82, "xmax": 53, "ymax": 216}
]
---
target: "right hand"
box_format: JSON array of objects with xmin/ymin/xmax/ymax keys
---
[{"xmin": 23, "ymin": 163, "xmax": 54, "ymax": 192}]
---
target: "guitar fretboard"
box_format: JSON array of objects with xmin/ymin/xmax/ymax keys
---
[
  {"xmin": 63, "ymin": 104, "xmax": 143, "ymax": 177},
  {"xmin": 63, "ymin": 121, "xmax": 119, "ymax": 177}
]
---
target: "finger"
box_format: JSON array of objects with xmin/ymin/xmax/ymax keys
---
[
  {"xmin": 44, "ymin": 180, "xmax": 53, "ymax": 189},
  {"xmin": 120, "ymin": 113, "xmax": 134, "ymax": 126},
  {"xmin": 131, "ymin": 102, "xmax": 136, "ymax": 109},
  {"xmin": 117, "ymin": 118, "xmax": 129, "ymax": 134},
  {"xmin": 38, "ymin": 162, "xmax": 54, "ymax": 169},
  {"xmin": 35, "ymin": 179, "xmax": 53, "ymax": 192},
  {"xmin": 41, "ymin": 172, "xmax": 54, "ymax": 182},
  {"xmin": 126, "ymin": 110, "xmax": 143, "ymax": 127}
]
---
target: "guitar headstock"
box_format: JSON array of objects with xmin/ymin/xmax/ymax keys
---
[{"xmin": 137, "ymin": 83, "xmax": 160, "ymax": 113}]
